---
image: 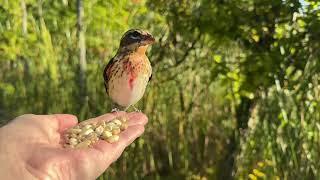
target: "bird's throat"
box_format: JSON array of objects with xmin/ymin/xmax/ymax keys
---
[{"xmin": 136, "ymin": 45, "xmax": 148, "ymax": 55}]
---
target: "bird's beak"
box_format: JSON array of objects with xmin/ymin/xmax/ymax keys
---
[{"xmin": 142, "ymin": 34, "xmax": 155, "ymax": 45}]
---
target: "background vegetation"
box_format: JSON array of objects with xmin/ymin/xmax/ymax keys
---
[{"xmin": 0, "ymin": 0, "xmax": 319, "ymax": 179}]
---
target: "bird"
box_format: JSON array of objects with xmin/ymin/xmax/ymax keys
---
[{"xmin": 103, "ymin": 29, "xmax": 155, "ymax": 112}]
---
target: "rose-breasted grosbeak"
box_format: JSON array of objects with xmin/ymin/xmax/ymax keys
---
[{"xmin": 103, "ymin": 29, "xmax": 155, "ymax": 111}]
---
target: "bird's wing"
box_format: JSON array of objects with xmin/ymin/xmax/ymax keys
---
[{"xmin": 103, "ymin": 57, "xmax": 116, "ymax": 95}]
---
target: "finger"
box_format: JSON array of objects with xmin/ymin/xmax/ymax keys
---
[
  {"xmin": 67, "ymin": 125, "xmax": 145, "ymax": 180},
  {"xmin": 54, "ymin": 114, "xmax": 78, "ymax": 133},
  {"xmin": 92, "ymin": 124, "xmax": 145, "ymax": 163},
  {"xmin": 9, "ymin": 114, "xmax": 78, "ymax": 134},
  {"xmin": 115, "ymin": 124, "xmax": 145, "ymax": 149},
  {"xmin": 126, "ymin": 112, "xmax": 148, "ymax": 126}
]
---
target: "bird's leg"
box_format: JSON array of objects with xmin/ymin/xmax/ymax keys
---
[
  {"xmin": 123, "ymin": 105, "xmax": 131, "ymax": 112},
  {"xmin": 110, "ymin": 102, "xmax": 122, "ymax": 113},
  {"xmin": 123, "ymin": 105, "xmax": 141, "ymax": 112}
]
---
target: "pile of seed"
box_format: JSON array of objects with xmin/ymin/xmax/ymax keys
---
[{"xmin": 63, "ymin": 116, "xmax": 128, "ymax": 148}]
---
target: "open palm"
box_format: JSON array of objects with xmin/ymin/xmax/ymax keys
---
[{"xmin": 0, "ymin": 112, "xmax": 147, "ymax": 180}]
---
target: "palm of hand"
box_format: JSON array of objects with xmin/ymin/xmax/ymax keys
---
[{"xmin": 0, "ymin": 112, "xmax": 147, "ymax": 180}]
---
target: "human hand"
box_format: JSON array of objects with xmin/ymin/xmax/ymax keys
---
[{"xmin": 0, "ymin": 112, "xmax": 147, "ymax": 180}]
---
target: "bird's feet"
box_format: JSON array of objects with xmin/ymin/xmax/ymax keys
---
[
  {"xmin": 133, "ymin": 106, "xmax": 141, "ymax": 112},
  {"xmin": 111, "ymin": 108, "xmax": 120, "ymax": 113}
]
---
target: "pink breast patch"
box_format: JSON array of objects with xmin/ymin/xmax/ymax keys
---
[
  {"xmin": 125, "ymin": 61, "xmax": 138, "ymax": 90},
  {"xmin": 129, "ymin": 74, "xmax": 135, "ymax": 90}
]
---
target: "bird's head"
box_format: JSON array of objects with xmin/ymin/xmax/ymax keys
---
[{"xmin": 119, "ymin": 29, "xmax": 155, "ymax": 53}]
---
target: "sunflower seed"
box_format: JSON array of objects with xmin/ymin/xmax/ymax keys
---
[
  {"xmin": 70, "ymin": 133, "xmax": 78, "ymax": 138},
  {"xmin": 112, "ymin": 127, "xmax": 121, "ymax": 135},
  {"xmin": 120, "ymin": 122, "xmax": 128, "ymax": 131},
  {"xmin": 113, "ymin": 119, "xmax": 122, "ymax": 126},
  {"xmin": 101, "ymin": 131, "xmax": 113, "ymax": 140},
  {"xmin": 83, "ymin": 124, "xmax": 93, "ymax": 130},
  {"xmin": 119, "ymin": 116, "xmax": 128, "ymax": 123},
  {"xmin": 68, "ymin": 137, "xmax": 78, "ymax": 145},
  {"xmin": 75, "ymin": 140, "xmax": 91, "ymax": 148},
  {"xmin": 104, "ymin": 125, "xmax": 113, "ymax": 131},
  {"xmin": 86, "ymin": 133, "xmax": 99, "ymax": 143},
  {"xmin": 96, "ymin": 121, "xmax": 106, "ymax": 128},
  {"xmin": 80, "ymin": 128, "xmax": 94, "ymax": 136},
  {"xmin": 68, "ymin": 128, "xmax": 81, "ymax": 134},
  {"xmin": 107, "ymin": 122, "xmax": 116, "ymax": 127},
  {"xmin": 95, "ymin": 125, "xmax": 104, "ymax": 135},
  {"xmin": 106, "ymin": 135, "xmax": 120, "ymax": 143}
]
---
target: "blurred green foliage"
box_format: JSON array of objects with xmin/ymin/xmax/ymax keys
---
[{"xmin": 0, "ymin": 0, "xmax": 319, "ymax": 179}]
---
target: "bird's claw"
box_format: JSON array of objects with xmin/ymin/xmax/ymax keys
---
[
  {"xmin": 111, "ymin": 108, "xmax": 120, "ymax": 113},
  {"xmin": 133, "ymin": 107, "xmax": 141, "ymax": 112}
]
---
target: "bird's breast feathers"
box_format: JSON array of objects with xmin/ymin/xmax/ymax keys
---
[{"xmin": 105, "ymin": 53, "xmax": 152, "ymax": 107}]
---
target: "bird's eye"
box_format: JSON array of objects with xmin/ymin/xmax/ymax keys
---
[{"xmin": 130, "ymin": 31, "xmax": 141, "ymax": 39}]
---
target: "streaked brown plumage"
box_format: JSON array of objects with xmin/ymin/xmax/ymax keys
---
[{"xmin": 103, "ymin": 29, "xmax": 155, "ymax": 111}]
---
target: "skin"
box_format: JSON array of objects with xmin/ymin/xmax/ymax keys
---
[{"xmin": 0, "ymin": 112, "xmax": 147, "ymax": 180}]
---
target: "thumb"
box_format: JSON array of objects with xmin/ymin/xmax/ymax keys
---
[{"xmin": 53, "ymin": 114, "xmax": 78, "ymax": 133}]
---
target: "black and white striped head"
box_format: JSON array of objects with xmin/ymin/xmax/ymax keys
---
[{"xmin": 119, "ymin": 29, "xmax": 155, "ymax": 49}]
